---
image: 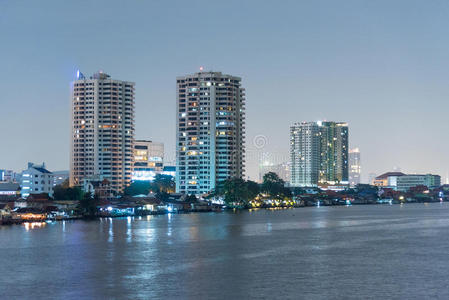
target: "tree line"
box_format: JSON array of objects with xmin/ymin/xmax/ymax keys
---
[{"xmin": 213, "ymin": 172, "xmax": 292, "ymax": 207}]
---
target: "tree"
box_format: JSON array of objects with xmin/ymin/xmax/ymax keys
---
[
  {"xmin": 53, "ymin": 183, "xmax": 84, "ymax": 200},
  {"xmin": 261, "ymin": 172, "xmax": 290, "ymax": 200},
  {"xmin": 124, "ymin": 181, "xmax": 151, "ymax": 196},
  {"xmin": 78, "ymin": 192, "xmax": 99, "ymax": 217},
  {"xmin": 222, "ymin": 178, "xmax": 246, "ymax": 206},
  {"xmin": 152, "ymin": 174, "xmax": 175, "ymax": 193},
  {"xmin": 220, "ymin": 178, "xmax": 260, "ymax": 207},
  {"xmin": 240, "ymin": 180, "xmax": 261, "ymax": 207},
  {"xmin": 123, "ymin": 175, "xmax": 175, "ymax": 197},
  {"xmin": 60, "ymin": 179, "xmax": 70, "ymax": 189},
  {"xmin": 245, "ymin": 180, "xmax": 260, "ymax": 201}
]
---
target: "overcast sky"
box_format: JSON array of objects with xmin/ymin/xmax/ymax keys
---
[{"xmin": 1, "ymin": 0, "xmax": 449, "ymax": 182}]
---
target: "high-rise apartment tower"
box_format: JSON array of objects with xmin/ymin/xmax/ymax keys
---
[
  {"xmin": 319, "ymin": 121, "xmax": 349, "ymax": 184},
  {"xmin": 290, "ymin": 122, "xmax": 321, "ymax": 187},
  {"xmin": 70, "ymin": 71, "xmax": 135, "ymax": 193},
  {"xmin": 290, "ymin": 121, "xmax": 348, "ymax": 187},
  {"xmin": 176, "ymin": 71, "xmax": 245, "ymax": 195}
]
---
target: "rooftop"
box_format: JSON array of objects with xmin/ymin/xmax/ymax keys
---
[
  {"xmin": 375, "ymin": 172, "xmax": 406, "ymax": 180},
  {"xmin": 32, "ymin": 167, "xmax": 52, "ymax": 174},
  {"xmin": 0, "ymin": 182, "xmax": 20, "ymax": 191}
]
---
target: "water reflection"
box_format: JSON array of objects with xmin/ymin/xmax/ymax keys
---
[
  {"xmin": 3, "ymin": 204, "xmax": 449, "ymax": 299},
  {"xmin": 23, "ymin": 222, "xmax": 46, "ymax": 231},
  {"xmin": 108, "ymin": 218, "xmax": 113, "ymax": 243},
  {"xmin": 126, "ymin": 217, "xmax": 132, "ymax": 243}
]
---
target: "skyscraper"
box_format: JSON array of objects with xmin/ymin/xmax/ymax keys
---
[
  {"xmin": 290, "ymin": 121, "xmax": 349, "ymax": 187},
  {"xmin": 70, "ymin": 71, "xmax": 135, "ymax": 193},
  {"xmin": 349, "ymin": 148, "xmax": 361, "ymax": 187},
  {"xmin": 319, "ymin": 121, "xmax": 349, "ymax": 184},
  {"xmin": 176, "ymin": 71, "xmax": 245, "ymax": 195},
  {"xmin": 290, "ymin": 122, "xmax": 321, "ymax": 187}
]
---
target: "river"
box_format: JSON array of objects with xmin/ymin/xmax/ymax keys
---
[{"xmin": 1, "ymin": 203, "xmax": 448, "ymax": 299}]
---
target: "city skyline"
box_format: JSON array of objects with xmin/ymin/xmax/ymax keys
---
[
  {"xmin": 1, "ymin": 0, "xmax": 449, "ymax": 182},
  {"xmin": 2, "ymin": 2, "xmax": 449, "ymax": 298}
]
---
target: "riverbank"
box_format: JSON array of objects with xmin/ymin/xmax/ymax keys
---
[{"xmin": 2, "ymin": 198, "xmax": 444, "ymax": 226}]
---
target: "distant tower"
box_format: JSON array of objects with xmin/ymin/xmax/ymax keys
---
[
  {"xmin": 176, "ymin": 71, "xmax": 245, "ymax": 195},
  {"xmin": 70, "ymin": 71, "xmax": 135, "ymax": 193},
  {"xmin": 349, "ymin": 148, "xmax": 361, "ymax": 187}
]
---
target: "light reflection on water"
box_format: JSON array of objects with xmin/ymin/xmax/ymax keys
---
[
  {"xmin": 23, "ymin": 222, "xmax": 47, "ymax": 231},
  {"xmin": 2, "ymin": 203, "xmax": 449, "ymax": 299}
]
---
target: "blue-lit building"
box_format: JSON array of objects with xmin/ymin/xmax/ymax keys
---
[
  {"xmin": 132, "ymin": 140, "xmax": 164, "ymax": 181},
  {"xmin": 162, "ymin": 166, "xmax": 176, "ymax": 178},
  {"xmin": 20, "ymin": 163, "xmax": 54, "ymax": 198}
]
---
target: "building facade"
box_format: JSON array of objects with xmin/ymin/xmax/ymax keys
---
[
  {"xmin": 349, "ymin": 148, "xmax": 361, "ymax": 187},
  {"xmin": 176, "ymin": 71, "xmax": 245, "ymax": 195},
  {"xmin": 21, "ymin": 163, "xmax": 54, "ymax": 198},
  {"xmin": 162, "ymin": 166, "xmax": 176, "ymax": 178},
  {"xmin": 396, "ymin": 174, "xmax": 441, "ymax": 192},
  {"xmin": 70, "ymin": 71, "xmax": 135, "ymax": 193},
  {"xmin": 290, "ymin": 122, "xmax": 321, "ymax": 187},
  {"xmin": 132, "ymin": 140, "xmax": 164, "ymax": 181},
  {"xmin": 0, "ymin": 182, "xmax": 20, "ymax": 201},
  {"xmin": 290, "ymin": 121, "xmax": 349, "ymax": 187},
  {"xmin": 373, "ymin": 172, "xmax": 405, "ymax": 187},
  {"xmin": 318, "ymin": 121, "xmax": 349, "ymax": 185},
  {"xmin": 373, "ymin": 172, "xmax": 441, "ymax": 191}
]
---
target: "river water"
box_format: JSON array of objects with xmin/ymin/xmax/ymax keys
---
[{"xmin": 1, "ymin": 203, "xmax": 449, "ymax": 299}]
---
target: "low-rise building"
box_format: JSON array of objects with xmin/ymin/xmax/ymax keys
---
[
  {"xmin": 13, "ymin": 208, "xmax": 47, "ymax": 221},
  {"xmin": 132, "ymin": 140, "xmax": 164, "ymax": 182},
  {"xmin": 21, "ymin": 163, "xmax": 54, "ymax": 198},
  {"xmin": 0, "ymin": 182, "xmax": 20, "ymax": 201},
  {"xmin": 373, "ymin": 171, "xmax": 441, "ymax": 191},
  {"xmin": 397, "ymin": 174, "xmax": 441, "ymax": 192},
  {"xmin": 373, "ymin": 172, "xmax": 405, "ymax": 188},
  {"xmin": 83, "ymin": 178, "xmax": 113, "ymax": 200}
]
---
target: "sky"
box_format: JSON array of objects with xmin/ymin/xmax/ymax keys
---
[{"xmin": 1, "ymin": 0, "xmax": 449, "ymax": 183}]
